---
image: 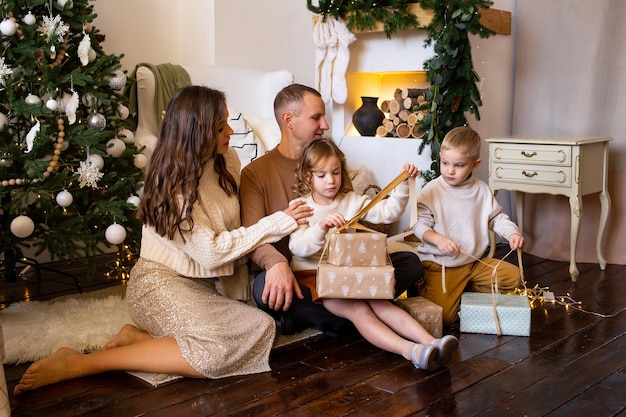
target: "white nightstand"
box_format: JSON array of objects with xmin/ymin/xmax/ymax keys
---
[{"xmin": 485, "ymin": 136, "xmax": 612, "ymax": 281}]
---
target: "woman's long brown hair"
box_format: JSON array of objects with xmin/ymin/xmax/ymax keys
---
[{"xmin": 138, "ymin": 86, "xmax": 237, "ymax": 240}]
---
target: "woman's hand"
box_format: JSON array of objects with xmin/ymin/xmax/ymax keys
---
[
  {"xmin": 283, "ymin": 200, "xmax": 313, "ymax": 225},
  {"xmin": 319, "ymin": 213, "xmax": 346, "ymax": 232}
]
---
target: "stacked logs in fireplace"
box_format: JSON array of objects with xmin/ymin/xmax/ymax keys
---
[{"xmin": 376, "ymin": 88, "xmax": 428, "ymax": 138}]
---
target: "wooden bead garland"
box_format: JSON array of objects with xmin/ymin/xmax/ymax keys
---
[{"xmin": 0, "ymin": 118, "xmax": 66, "ymax": 187}]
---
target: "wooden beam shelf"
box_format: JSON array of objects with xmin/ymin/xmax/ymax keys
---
[{"xmin": 314, "ymin": 5, "xmax": 511, "ymax": 36}]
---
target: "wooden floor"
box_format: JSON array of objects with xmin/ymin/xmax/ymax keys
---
[{"xmin": 1, "ymin": 249, "xmax": 625, "ymax": 417}]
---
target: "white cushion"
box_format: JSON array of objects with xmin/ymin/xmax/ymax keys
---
[
  {"xmin": 134, "ymin": 64, "xmax": 293, "ymax": 170},
  {"xmin": 228, "ymin": 110, "xmax": 266, "ymax": 168}
]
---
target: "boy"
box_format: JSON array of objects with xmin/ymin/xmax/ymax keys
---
[{"xmin": 412, "ymin": 126, "xmax": 524, "ymax": 326}]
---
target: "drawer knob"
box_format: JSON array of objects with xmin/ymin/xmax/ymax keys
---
[
  {"xmin": 522, "ymin": 170, "xmax": 538, "ymax": 178},
  {"xmin": 521, "ymin": 151, "xmax": 537, "ymax": 158}
]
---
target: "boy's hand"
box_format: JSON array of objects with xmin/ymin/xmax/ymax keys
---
[
  {"xmin": 432, "ymin": 234, "xmax": 460, "ymax": 256},
  {"xmin": 509, "ymin": 233, "xmax": 525, "ymax": 250},
  {"xmin": 402, "ymin": 163, "xmax": 419, "ymax": 179}
]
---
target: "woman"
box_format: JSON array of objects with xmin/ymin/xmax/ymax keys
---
[{"xmin": 14, "ymin": 86, "xmax": 312, "ymax": 394}]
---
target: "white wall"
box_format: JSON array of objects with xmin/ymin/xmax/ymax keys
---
[
  {"xmin": 93, "ymin": 0, "xmax": 215, "ymax": 71},
  {"xmin": 93, "ymin": 0, "xmax": 515, "ymax": 162},
  {"xmin": 214, "ymin": 0, "xmax": 316, "ymax": 85}
]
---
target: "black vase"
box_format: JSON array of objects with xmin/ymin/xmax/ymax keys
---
[{"xmin": 352, "ymin": 96, "xmax": 385, "ymax": 137}]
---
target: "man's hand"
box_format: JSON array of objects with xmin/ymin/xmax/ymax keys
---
[{"xmin": 262, "ymin": 261, "xmax": 304, "ymax": 311}]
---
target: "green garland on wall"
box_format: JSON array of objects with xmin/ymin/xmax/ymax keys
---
[{"xmin": 307, "ymin": 0, "xmax": 495, "ymax": 179}]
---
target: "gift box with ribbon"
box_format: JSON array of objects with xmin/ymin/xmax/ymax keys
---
[
  {"xmin": 396, "ymin": 296, "xmax": 443, "ymax": 338},
  {"xmin": 459, "ymin": 292, "xmax": 531, "ymax": 336},
  {"xmin": 317, "ymin": 262, "xmax": 395, "ymax": 299}
]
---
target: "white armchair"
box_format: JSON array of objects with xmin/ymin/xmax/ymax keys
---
[{"xmin": 133, "ymin": 64, "xmax": 294, "ymax": 168}]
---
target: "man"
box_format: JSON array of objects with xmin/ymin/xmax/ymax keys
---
[{"xmin": 240, "ymin": 84, "xmax": 422, "ymax": 335}]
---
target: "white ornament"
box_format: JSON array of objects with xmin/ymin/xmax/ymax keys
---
[
  {"xmin": 117, "ymin": 104, "xmax": 130, "ymax": 120},
  {"xmin": 65, "ymin": 90, "xmax": 80, "ymax": 125},
  {"xmin": 57, "ymin": 0, "xmax": 73, "ymax": 9},
  {"xmin": 0, "ymin": 113, "xmax": 8, "ymax": 130},
  {"xmin": 87, "ymin": 153, "xmax": 104, "ymax": 169},
  {"xmin": 78, "ymin": 33, "xmax": 91, "ymax": 66},
  {"xmin": 0, "ymin": 19, "xmax": 17, "ymax": 36},
  {"xmin": 133, "ymin": 154, "xmax": 148, "ymax": 168},
  {"xmin": 25, "ymin": 94, "xmax": 41, "ymax": 105},
  {"xmin": 46, "ymin": 98, "xmax": 58, "ymax": 110},
  {"xmin": 10, "ymin": 215, "xmax": 35, "ymax": 238},
  {"xmin": 126, "ymin": 195, "xmax": 141, "ymax": 207},
  {"xmin": 117, "ymin": 128, "xmax": 134, "ymax": 143},
  {"xmin": 38, "ymin": 15, "xmax": 69, "ymax": 43},
  {"xmin": 0, "ymin": 57, "xmax": 13, "ymax": 85},
  {"xmin": 57, "ymin": 92, "xmax": 73, "ymax": 112},
  {"xmin": 106, "ymin": 138, "xmax": 126, "ymax": 157},
  {"xmin": 25, "ymin": 119, "xmax": 40, "ymax": 153},
  {"xmin": 23, "ymin": 12, "xmax": 36, "ymax": 26},
  {"xmin": 77, "ymin": 157, "xmax": 104, "ymax": 188},
  {"xmin": 88, "ymin": 48, "xmax": 96, "ymax": 62},
  {"xmin": 56, "ymin": 190, "xmax": 74, "ymax": 207},
  {"xmin": 105, "ymin": 223, "xmax": 127, "ymax": 245}
]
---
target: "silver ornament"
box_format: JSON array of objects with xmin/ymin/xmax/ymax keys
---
[
  {"xmin": 82, "ymin": 93, "xmax": 97, "ymax": 108},
  {"xmin": 108, "ymin": 70, "xmax": 127, "ymax": 90},
  {"xmin": 86, "ymin": 112, "xmax": 106, "ymax": 131}
]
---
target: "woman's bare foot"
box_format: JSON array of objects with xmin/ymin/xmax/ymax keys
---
[
  {"xmin": 14, "ymin": 347, "xmax": 83, "ymax": 395},
  {"xmin": 103, "ymin": 323, "xmax": 152, "ymax": 350}
]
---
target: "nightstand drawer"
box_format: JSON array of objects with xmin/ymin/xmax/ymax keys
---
[
  {"xmin": 491, "ymin": 143, "xmax": 571, "ymax": 166},
  {"xmin": 492, "ymin": 163, "xmax": 572, "ymax": 188}
]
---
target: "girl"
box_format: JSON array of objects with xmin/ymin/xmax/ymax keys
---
[
  {"xmin": 14, "ymin": 86, "xmax": 312, "ymax": 394},
  {"xmin": 288, "ymin": 138, "xmax": 458, "ymax": 371}
]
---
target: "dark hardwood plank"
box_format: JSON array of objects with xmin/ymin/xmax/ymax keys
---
[{"xmin": 2, "ymin": 255, "xmax": 624, "ymax": 417}]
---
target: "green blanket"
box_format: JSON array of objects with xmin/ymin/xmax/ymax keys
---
[{"xmin": 126, "ymin": 63, "xmax": 192, "ymax": 130}]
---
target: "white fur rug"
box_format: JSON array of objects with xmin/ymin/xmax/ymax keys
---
[{"xmin": 0, "ymin": 286, "xmax": 321, "ymax": 386}]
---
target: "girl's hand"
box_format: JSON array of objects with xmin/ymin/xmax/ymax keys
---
[
  {"xmin": 320, "ymin": 213, "xmax": 346, "ymax": 232},
  {"xmin": 509, "ymin": 233, "xmax": 525, "ymax": 250},
  {"xmin": 284, "ymin": 200, "xmax": 313, "ymax": 225},
  {"xmin": 402, "ymin": 163, "xmax": 419, "ymax": 179}
]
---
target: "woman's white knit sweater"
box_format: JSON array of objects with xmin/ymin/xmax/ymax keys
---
[{"xmin": 139, "ymin": 148, "xmax": 297, "ymax": 278}]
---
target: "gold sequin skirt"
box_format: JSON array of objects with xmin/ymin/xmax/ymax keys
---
[{"xmin": 127, "ymin": 257, "xmax": 276, "ymax": 378}]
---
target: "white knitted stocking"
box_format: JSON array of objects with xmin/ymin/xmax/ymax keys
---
[
  {"xmin": 331, "ymin": 18, "xmax": 356, "ymax": 104},
  {"xmin": 319, "ymin": 19, "xmax": 338, "ymax": 104},
  {"xmin": 313, "ymin": 18, "xmax": 327, "ymax": 99}
]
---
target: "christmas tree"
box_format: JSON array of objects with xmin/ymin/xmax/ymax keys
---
[{"xmin": 0, "ymin": 0, "xmax": 143, "ymax": 282}]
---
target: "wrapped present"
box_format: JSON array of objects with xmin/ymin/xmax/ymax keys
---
[
  {"xmin": 326, "ymin": 230, "xmax": 388, "ymax": 267},
  {"xmin": 317, "ymin": 261, "xmax": 395, "ymax": 299},
  {"xmin": 396, "ymin": 296, "xmax": 443, "ymax": 338},
  {"xmin": 459, "ymin": 292, "xmax": 531, "ymax": 336}
]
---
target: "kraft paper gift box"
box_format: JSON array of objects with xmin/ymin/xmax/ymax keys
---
[
  {"xmin": 459, "ymin": 292, "xmax": 531, "ymax": 336},
  {"xmin": 326, "ymin": 230, "xmax": 388, "ymax": 267},
  {"xmin": 396, "ymin": 296, "xmax": 443, "ymax": 338},
  {"xmin": 317, "ymin": 261, "xmax": 395, "ymax": 299}
]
